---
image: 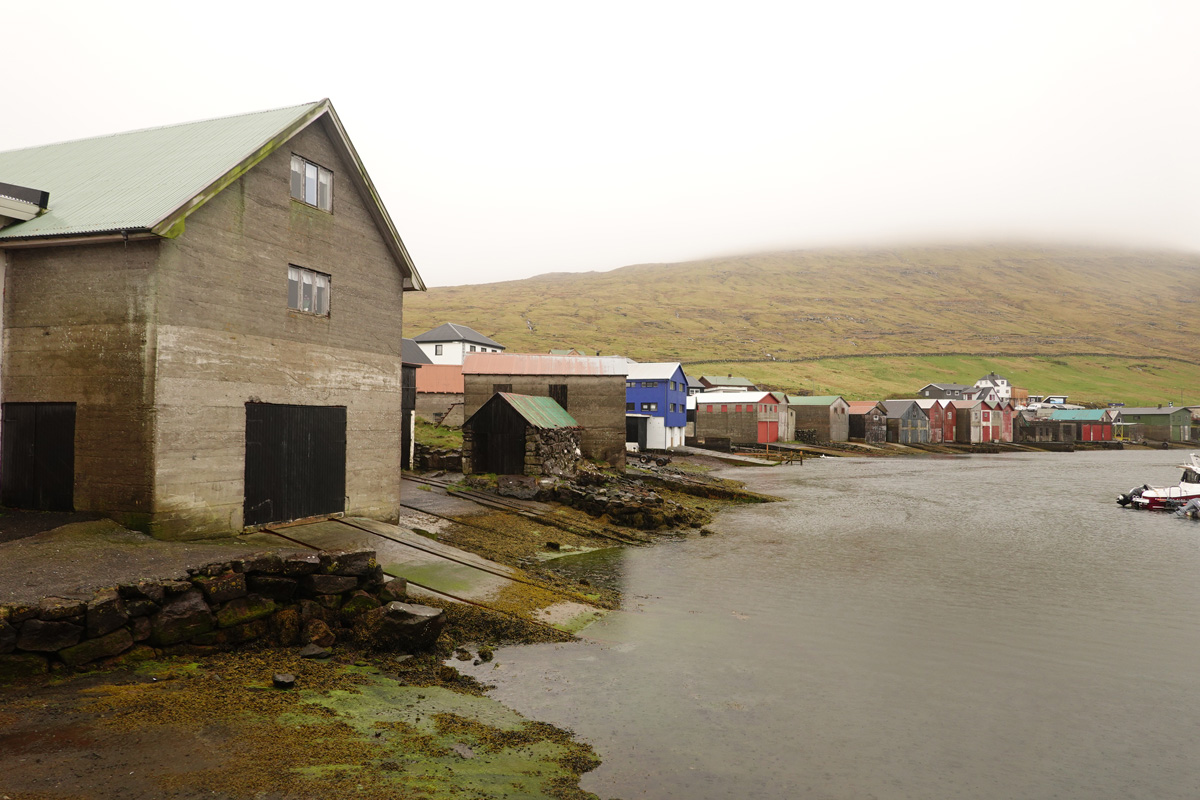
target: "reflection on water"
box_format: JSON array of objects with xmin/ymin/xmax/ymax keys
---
[
  {"xmin": 457, "ymin": 452, "xmax": 1200, "ymax": 799},
  {"xmin": 542, "ymin": 546, "xmax": 627, "ymax": 593}
]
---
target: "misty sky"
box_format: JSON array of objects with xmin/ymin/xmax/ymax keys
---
[{"xmin": 5, "ymin": 2, "xmax": 1198, "ymax": 287}]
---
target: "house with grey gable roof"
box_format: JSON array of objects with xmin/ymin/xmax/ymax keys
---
[
  {"xmin": 412, "ymin": 322, "xmax": 505, "ymax": 365},
  {"xmin": 917, "ymin": 383, "xmax": 972, "ymax": 400},
  {"xmin": 0, "ymin": 99, "xmax": 425, "ymax": 538}
]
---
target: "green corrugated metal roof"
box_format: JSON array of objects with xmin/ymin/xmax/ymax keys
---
[
  {"xmin": 0, "ymin": 102, "xmax": 321, "ymax": 240},
  {"xmin": 1048, "ymin": 409, "xmax": 1108, "ymax": 421},
  {"xmin": 498, "ymin": 393, "xmax": 579, "ymax": 429},
  {"xmin": 787, "ymin": 395, "xmax": 844, "ymax": 406}
]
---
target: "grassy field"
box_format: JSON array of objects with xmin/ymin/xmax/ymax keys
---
[
  {"xmin": 405, "ymin": 244, "xmax": 1200, "ymax": 404},
  {"xmin": 690, "ymin": 355, "xmax": 1200, "ymax": 406}
]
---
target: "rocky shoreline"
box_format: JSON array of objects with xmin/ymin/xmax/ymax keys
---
[{"xmin": 0, "ymin": 456, "xmax": 771, "ymax": 799}]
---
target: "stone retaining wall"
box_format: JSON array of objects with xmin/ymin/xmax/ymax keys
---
[{"xmin": 0, "ymin": 548, "xmax": 435, "ymax": 681}]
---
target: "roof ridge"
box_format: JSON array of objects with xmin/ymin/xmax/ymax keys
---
[{"xmin": 0, "ymin": 101, "xmax": 323, "ymax": 156}]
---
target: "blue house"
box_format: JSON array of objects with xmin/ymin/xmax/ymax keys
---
[{"xmin": 624, "ymin": 361, "xmax": 688, "ymax": 450}]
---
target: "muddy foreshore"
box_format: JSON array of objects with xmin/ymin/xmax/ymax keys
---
[{"xmin": 0, "ymin": 459, "xmax": 774, "ymax": 800}]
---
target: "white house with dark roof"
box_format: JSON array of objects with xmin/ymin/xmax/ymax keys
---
[
  {"xmin": 974, "ymin": 372, "xmax": 1012, "ymax": 401},
  {"xmin": 413, "ymin": 322, "xmax": 505, "ymax": 365}
]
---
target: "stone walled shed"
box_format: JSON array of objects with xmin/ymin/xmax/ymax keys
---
[
  {"xmin": 0, "ymin": 100, "xmax": 425, "ymax": 539},
  {"xmin": 462, "ymin": 353, "xmax": 628, "ymax": 467},
  {"xmin": 462, "ymin": 392, "xmax": 581, "ymax": 477}
]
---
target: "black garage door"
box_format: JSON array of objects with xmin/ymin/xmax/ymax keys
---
[
  {"xmin": 1, "ymin": 402, "xmax": 76, "ymax": 511},
  {"xmin": 244, "ymin": 403, "xmax": 346, "ymax": 527}
]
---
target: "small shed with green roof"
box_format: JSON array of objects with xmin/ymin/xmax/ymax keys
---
[{"xmin": 462, "ymin": 393, "xmax": 582, "ymax": 476}]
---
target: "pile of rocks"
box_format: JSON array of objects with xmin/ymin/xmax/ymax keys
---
[
  {"xmin": 546, "ymin": 481, "xmax": 706, "ymax": 530},
  {"xmin": 414, "ymin": 444, "xmax": 463, "ymax": 472},
  {"xmin": 0, "ymin": 549, "xmax": 446, "ymax": 681}
]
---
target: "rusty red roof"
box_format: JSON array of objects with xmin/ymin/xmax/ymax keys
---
[
  {"xmin": 462, "ymin": 353, "xmax": 629, "ymax": 376},
  {"xmin": 414, "ymin": 364, "xmax": 464, "ymax": 393},
  {"xmin": 846, "ymin": 401, "xmax": 886, "ymax": 414}
]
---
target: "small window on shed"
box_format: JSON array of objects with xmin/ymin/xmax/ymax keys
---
[
  {"xmin": 434, "ymin": 344, "xmax": 443, "ymax": 355},
  {"xmin": 549, "ymin": 384, "xmax": 568, "ymax": 411}
]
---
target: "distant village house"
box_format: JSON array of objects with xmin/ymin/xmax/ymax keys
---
[{"xmin": 413, "ymin": 322, "xmax": 505, "ymax": 365}]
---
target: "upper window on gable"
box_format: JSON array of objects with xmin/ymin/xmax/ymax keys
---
[{"xmin": 291, "ymin": 155, "xmax": 333, "ymax": 212}]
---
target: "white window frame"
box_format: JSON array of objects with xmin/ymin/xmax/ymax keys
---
[
  {"xmin": 288, "ymin": 265, "xmax": 331, "ymax": 316},
  {"xmin": 290, "ymin": 155, "xmax": 333, "ymax": 212}
]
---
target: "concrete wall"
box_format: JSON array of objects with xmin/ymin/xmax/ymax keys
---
[
  {"xmin": 415, "ymin": 392, "xmax": 464, "ymax": 426},
  {"xmin": 148, "ymin": 118, "xmax": 407, "ymax": 538},
  {"xmin": 463, "ymin": 374, "xmax": 626, "ymax": 466},
  {"xmin": 791, "ymin": 405, "xmax": 849, "ymax": 442},
  {"xmin": 694, "ymin": 408, "xmax": 760, "ymax": 444},
  {"xmin": 2, "ymin": 239, "xmax": 161, "ymax": 523}
]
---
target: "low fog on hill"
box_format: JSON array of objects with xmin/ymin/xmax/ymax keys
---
[
  {"xmin": 4, "ymin": 3, "xmax": 1200, "ymax": 285},
  {"xmin": 404, "ymin": 244, "xmax": 1198, "ymax": 364}
]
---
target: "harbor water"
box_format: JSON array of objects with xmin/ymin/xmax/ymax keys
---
[{"xmin": 456, "ymin": 450, "xmax": 1200, "ymax": 799}]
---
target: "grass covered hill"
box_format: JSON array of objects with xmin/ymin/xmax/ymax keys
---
[{"xmin": 404, "ymin": 245, "xmax": 1200, "ymax": 404}]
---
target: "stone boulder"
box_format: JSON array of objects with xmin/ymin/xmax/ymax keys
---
[
  {"xmin": 151, "ymin": 589, "xmax": 216, "ymax": 646},
  {"xmin": 59, "ymin": 629, "xmax": 134, "ymax": 667},
  {"xmin": 87, "ymin": 589, "xmax": 129, "ymax": 638},
  {"xmin": 0, "ymin": 619, "xmax": 17, "ymax": 654},
  {"xmin": 498, "ymin": 475, "xmax": 539, "ymax": 500},
  {"xmin": 354, "ymin": 601, "xmax": 446, "ymax": 653},
  {"xmin": 193, "ymin": 572, "xmax": 247, "ymax": 604},
  {"xmin": 17, "ymin": 619, "xmax": 84, "ymax": 652}
]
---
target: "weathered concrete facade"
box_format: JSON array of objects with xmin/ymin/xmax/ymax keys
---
[
  {"xmin": 1, "ymin": 110, "xmax": 418, "ymax": 539},
  {"xmin": 787, "ymin": 396, "xmax": 850, "ymax": 442},
  {"xmin": 414, "ymin": 393, "xmax": 464, "ymax": 426}
]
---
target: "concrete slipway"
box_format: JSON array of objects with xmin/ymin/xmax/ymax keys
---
[{"xmin": 0, "ymin": 478, "xmax": 606, "ymax": 635}]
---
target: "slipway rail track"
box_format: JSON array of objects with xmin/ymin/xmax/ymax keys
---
[{"xmin": 402, "ymin": 474, "xmax": 646, "ymax": 546}]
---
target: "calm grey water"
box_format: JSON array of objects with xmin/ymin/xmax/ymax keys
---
[{"xmin": 457, "ymin": 451, "xmax": 1200, "ymax": 799}]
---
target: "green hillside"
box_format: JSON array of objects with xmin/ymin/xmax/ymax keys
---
[{"xmin": 404, "ymin": 245, "xmax": 1200, "ymax": 405}]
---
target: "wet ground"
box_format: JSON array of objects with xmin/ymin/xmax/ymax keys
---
[
  {"xmin": 0, "ymin": 459, "xmax": 765, "ymax": 798},
  {"xmin": 0, "ymin": 646, "xmax": 600, "ymax": 800}
]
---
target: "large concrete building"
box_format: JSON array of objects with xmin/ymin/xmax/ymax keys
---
[
  {"xmin": 461, "ymin": 353, "xmax": 628, "ymax": 466},
  {"xmin": 0, "ymin": 100, "xmax": 424, "ymax": 538}
]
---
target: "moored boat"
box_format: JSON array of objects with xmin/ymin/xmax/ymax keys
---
[{"xmin": 1117, "ymin": 453, "xmax": 1200, "ymax": 510}]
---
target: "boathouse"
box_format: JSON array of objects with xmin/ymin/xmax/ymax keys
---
[
  {"xmin": 882, "ymin": 400, "xmax": 930, "ymax": 444},
  {"xmin": 785, "ymin": 395, "xmax": 850, "ymax": 443},
  {"xmin": 847, "ymin": 401, "xmax": 888, "ymax": 444},
  {"xmin": 693, "ymin": 391, "xmax": 784, "ymax": 444},
  {"xmin": 1114, "ymin": 407, "xmax": 1193, "ymax": 443},
  {"xmin": 0, "ymin": 100, "xmax": 425, "ymax": 538}
]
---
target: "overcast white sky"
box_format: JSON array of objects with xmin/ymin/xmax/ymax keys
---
[{"xmin": 5, "ymin": 2, "xmax": 1199, "ymax": 286}]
